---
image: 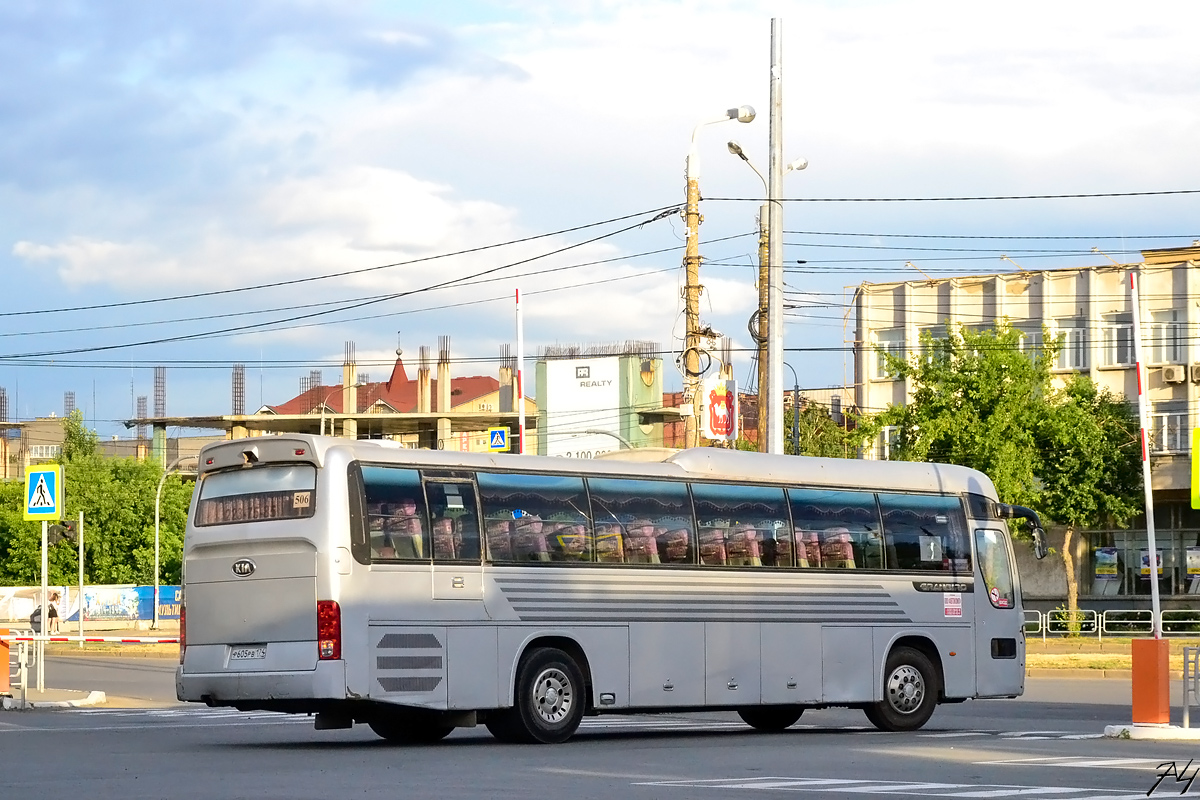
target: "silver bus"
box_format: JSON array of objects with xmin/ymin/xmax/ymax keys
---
[{"xmin": 177, "ymin": 435, "xmax": 1045, "ymax": 744}]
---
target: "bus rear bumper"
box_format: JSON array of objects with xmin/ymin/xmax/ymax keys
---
[{"xmin": 176, "ymin": 661, "xmax": 347, "ymax": 705}]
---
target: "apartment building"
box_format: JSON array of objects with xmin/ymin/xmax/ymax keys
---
[{"xmin": 852, "ymin": 244, "xmax": 1200, "ymax": 607}]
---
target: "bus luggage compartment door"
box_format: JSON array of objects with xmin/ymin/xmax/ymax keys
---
[{"xmin": 182, "ymin": 549, "xmax": 318, "ymax": 674}]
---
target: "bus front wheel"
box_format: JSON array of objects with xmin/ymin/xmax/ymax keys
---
[
  {"xmin": 863, "ymin": 646, "xmax": 938, "ymax": 732},
  {"xmin": 488, "ymin": 647, "xmax": 585, "ymax": 744},
  {"xmin": 737, "ymin": 706, "xmax": 804, "ymax": 732}
]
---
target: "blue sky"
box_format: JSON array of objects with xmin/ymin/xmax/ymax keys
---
[{"xmin": 2, "ymin": 0, "xmax": 1199, "ymax": 438}]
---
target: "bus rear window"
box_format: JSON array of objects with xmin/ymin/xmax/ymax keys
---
[{"xmin": 195, "ymin": 465, "xmax": 317, "ymax": 526}]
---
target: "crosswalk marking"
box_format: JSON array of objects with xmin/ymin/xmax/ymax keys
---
[
  {"xmin": 978, "ymin": 756, "xmax": 1164, "ymax": 771},
  {"xmin": 636, "ymin": 776, "xmax": 1149, "ymax": 799}
]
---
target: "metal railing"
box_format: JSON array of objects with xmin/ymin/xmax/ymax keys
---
[
  {"xmin": 1186, "ymin": 646, "xmax": 1200, "ymax": 728},
  {"xmin": 5, "ymin": 640, "xmax": 28, "ymax": 710},
  {"xmin": 1023, "ymin": 609, "xmax": 1200, "ymax": 638}
]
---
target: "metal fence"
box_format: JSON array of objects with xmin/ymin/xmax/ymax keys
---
[{"xmin": 1025, "ymin": 609, "xmax": 1200, "ymax": 640}]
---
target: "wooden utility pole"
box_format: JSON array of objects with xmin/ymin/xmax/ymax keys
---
[{"xmin": 683, "ymin": 173, "xmax": 703, "ymax": 448}]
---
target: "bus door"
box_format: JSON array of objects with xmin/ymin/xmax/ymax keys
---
[
  {"xmin": 973, "ymin": 527, "xmax": 1023, "ymax": 696},
  {"xmin": 423, "ymin": 477, "xmax": 485, "ymax": 606}
]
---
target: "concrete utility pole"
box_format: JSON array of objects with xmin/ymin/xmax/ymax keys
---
[
  {"xmin": 684, "ymin": 106, "xmax": 755, "ymax": 448},
  {"xmin": 765, "ymin": 17, "xmax": 786, "ymax": 455},
  {"xmin": 756, "ymin": 204, "xmax": 769, "ymax": 451}
]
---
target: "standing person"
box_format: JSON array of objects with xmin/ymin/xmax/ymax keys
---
[{"xmin": 47, "ymin": 591, "xmax": 60, "ymax": 634}]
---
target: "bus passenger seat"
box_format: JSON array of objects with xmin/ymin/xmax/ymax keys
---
[
  {"xmin": 512, "ymin": 517, "xmax": 550, "ymax": 561},
  {"xmin": 698, "ymin": 528, "xmax": 727, "ymax": 565},
  {"xmin": 725, "ymin": 526, "xmax": 762, "ymax": 566},
  {"xmin": 594, "ymin": 525, "xmax": 624, "ymax": 563},
  {"xmin": 658, "ymin": 529, "xmax": 691, "ymax": 563},
  {"xmin": 432, "ymin": 517, "xmax": 458, "ymax": 560},
  {"xmin": 624, "ymin": 521, "xmax": 660, "ymax": 564},
  {"xmin": 486, "ymin": 519, "xmax": 514, "ymax": 561},
  {"xmin": 820, "ymin": 529, "xmax": 856, "ymax": 568}
]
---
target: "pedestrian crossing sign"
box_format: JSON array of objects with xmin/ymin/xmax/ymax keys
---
[
  {"xmin": 25, "ymin": 464, "xmax": 62, "ymax": 520},
  {"xmin": 488, "ymin": 427, "xmax": 510, "ymax": 452}
]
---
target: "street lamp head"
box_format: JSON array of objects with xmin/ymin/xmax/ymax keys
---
[
  {"xmin": 728, "ymin": 105, "xmax": 756, "ymax": 123},
  {"xmin": 727, "ymin": 140, "xmax": 749, "ymax": 160},
  {"xmin": 786, "ymin": 157, "xmax": 808, "ymax": 172}
]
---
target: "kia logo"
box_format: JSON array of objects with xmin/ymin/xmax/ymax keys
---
[{"xmin": 232, "ymin": 559, "xmax": 256, "ymax": 577}]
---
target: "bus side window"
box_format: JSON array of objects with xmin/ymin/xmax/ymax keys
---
[
  {"xmin": 587, "ymin": 477, "xmax": 694, "ymax": 566},
  {"xmin": 878, "ymin": 493, "xmax": 971, "ymax": 573},
  {"xmin": 360, "ymin": 466, "xmax": 429, "ymax": 562},
  {"xmin": 477, "ymin": 473, "xmax": 593, "ymax": 564},
  {"xmin": 788, "ymin": 488, "xmax": 879, "ymax": 570},
  {"xmin": 425, "ymin": 480, "xmax": 481, "ymax": 563},
  {"xmin": 347, "ymin": 463, "xmax": 371, "ymax": 565},
  {"xmin": 691, "ymin": 482, "xmax": 790, "ymax": 568}
]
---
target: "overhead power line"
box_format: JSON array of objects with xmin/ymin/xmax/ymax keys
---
[
  {"xmin": 0, "ymin": 203, "xmax": 681, "ymax": 319},
  {"xmin": 706, "ymin": 188, "xmax": 1200, "ymax": 202}
]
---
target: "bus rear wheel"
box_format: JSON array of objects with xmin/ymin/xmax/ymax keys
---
[
  {"xmin": 737, "ymin": 706, "xmax": 804, "ymax": 732},
  {"xmin": 863, "ymin": 646, "xmax": 938, "ymax": 732},
  {"xmin": 367, "ymin": 715, "xmax": 455, "ymax": 744},
  {"xmin": 488, "ymin": 647, "xmax": 585, "ymax": 744}
]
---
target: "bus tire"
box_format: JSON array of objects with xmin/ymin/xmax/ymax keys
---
[
  {"xmin": 737, "ymin": 706, "xmax": 804, "ymax": 732},
  {"xmin": 493, "ymin": 647, "xmax": 585, "ymax": 744},
  {"xmin": 863, "ymin": 646, "xmax": 938, "ymax": 732},
  {"xmin": 367, "ymin": 716, "xmax": 455, "ymax": 744}
]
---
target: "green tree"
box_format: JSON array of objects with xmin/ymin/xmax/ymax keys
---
[
  {"xmin": 861, "ymin": 324, "xmax": 1049, "ymax": 508},
  {"xmin": 0, "ymin": 413, "xmax": 194, "ymax": 587},
  {"xmin": 859, "ymin": 322, "xmax": 1142, "ymax": 617},
  {"xmin": 1036, "ymin": 376, "xmax": 1142, "ymax": 618},
  {"xmin": 785, "ymin": 403, "xmax": 855, "ymax": 458}
]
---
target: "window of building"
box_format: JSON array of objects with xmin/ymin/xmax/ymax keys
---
[
  {"xmin": 1101, "ymin": 313, "xmax": 1134, "ymax": 367},
  {"xmin": 1150, "ymin": 404, "xmax": 1188, "ymax": 454},
  {"xmin": 1014, "ymin": 323, "xmax": 1044, "ymax": 357},
  {"xmin": 874, "ymin": 329, "xmax": 905, "ymax": 379},
  {"xmin": 879, "ymin": 425, "xmax": 898, "ymax": 461},
  {"xmin": 1054, "ymin": 318, "xmax": 1088, "ymax": 370},
  {"xmin": 1150, "ymin": 309, "xmax": 1185, "ymax": 365},
  {"xmin": 917, "ymin": 325, "xmax": 949, "ymax": 364},
  {"xmin": 27, "ymin": 445, "xmax": 62, "ymax": 460}
]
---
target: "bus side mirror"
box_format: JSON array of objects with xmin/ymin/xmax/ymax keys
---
[{"xmin": 1031, "ymin": 526, "xmax": 1048, "ymax": 560}]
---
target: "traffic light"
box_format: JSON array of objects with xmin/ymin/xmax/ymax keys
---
[{"xmin": 48, "ymin": 520, "xmax": 76, "ymax": 545}]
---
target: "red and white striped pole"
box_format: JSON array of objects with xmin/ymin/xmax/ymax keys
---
[
  {"xmin": 1129, "ymin": 268, "xmax": 1168, "ymax": 726},
  {"xmin": 1130, "ymin": 270, "xmax": 1162, "ymax": 637},
  {"xmin": 515, "ymin": 289, "xmax": 525, "ymax": 455}
]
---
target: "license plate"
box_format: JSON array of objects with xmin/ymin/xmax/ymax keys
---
[{"xmin": 229, "ymin": 645, "xmax": 267, "ymax": 661}]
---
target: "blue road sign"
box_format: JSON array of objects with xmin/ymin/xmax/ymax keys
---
[
  {"xmin": 488, "ymin": 427, "xmax": 510, "ymax": 452},
  {"xmin": 25, "ymin": 464, "xmax": 62, "ymax": 520}
]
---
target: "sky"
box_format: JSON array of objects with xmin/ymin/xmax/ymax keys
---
[{"xmin": 2, "ymin": 0, "xmax": 1199, "ymax": 440}]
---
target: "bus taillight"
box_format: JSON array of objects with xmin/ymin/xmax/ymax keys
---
[
  {"xmin": 179, "ymin": 605, "xmax": 186, "ymax": 665},
  {"xmin": 317, "ymin": 600, "xmax": 341, "ymax": 660}
]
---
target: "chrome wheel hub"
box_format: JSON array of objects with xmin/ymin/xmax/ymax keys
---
[
  {"xmin": 885, "ymin": 665, "xmax": 925, "ymax": 714},
  {"xmin": 533, "ymin": 668, "xmax": 573, "ymax": 724}
]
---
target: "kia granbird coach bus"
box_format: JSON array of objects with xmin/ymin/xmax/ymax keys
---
[{"xmin": 177, "ymin": 435, "xmax": 1046, "ymax": 744}]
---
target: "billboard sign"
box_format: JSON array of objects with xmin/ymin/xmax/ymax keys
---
[{"xmin": 543, "ymin": 357, "xmax": 620, "ymax": 458}]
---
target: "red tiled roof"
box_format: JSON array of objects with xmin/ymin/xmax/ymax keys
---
[{"xmin": 263, "ymin": 358, "xmax": 499, "ymax": 415}]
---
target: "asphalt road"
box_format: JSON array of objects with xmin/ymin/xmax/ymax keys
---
[{"xmin": 3, "ymin": 665, "xmax": 1195, "ymax": 799}]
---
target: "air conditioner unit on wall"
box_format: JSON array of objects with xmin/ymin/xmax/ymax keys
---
[
  {"xmin": 1163, "ymin": 365, "xmax": 1187, "ymax": 384},
  {"xmin": 1192, "ymin": 364, "xmax": 1200, "ymax": 384}
]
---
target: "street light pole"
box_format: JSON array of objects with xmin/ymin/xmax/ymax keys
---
[
  {"xmin": 154, "ymin": 456, "xmax": 195, "ymax": 630},
  {"xmin": 684, "ymin": 105, "xmax": 755, "ymax": 449},
  {"xmin": 318, "ymin": 382, "xmax": 361, "ymax": 437},
  {"xmin": 766, "ymin": 17, "xmax": 786, "ymax": 455},
  {"xmin": 728, "ymin": 137, "xmax": 805, "ymax": 454}
]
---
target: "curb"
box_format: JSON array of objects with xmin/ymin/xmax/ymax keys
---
[
  {"xmin": 1, "ymin": 690, "xmax": 107, "ymax": 710},
  {"xmin": 1026, "ymin": 668, "xmax": 1136, "ymax": 680},
  {"xmin": 1105, "ymin": 724, "xmax": 1200, "ymax": 741}
]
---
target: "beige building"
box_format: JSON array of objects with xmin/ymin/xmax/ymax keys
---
[{"xmin": 852, "ymin": 244, "xmax": 1200, "ymax": 607}]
